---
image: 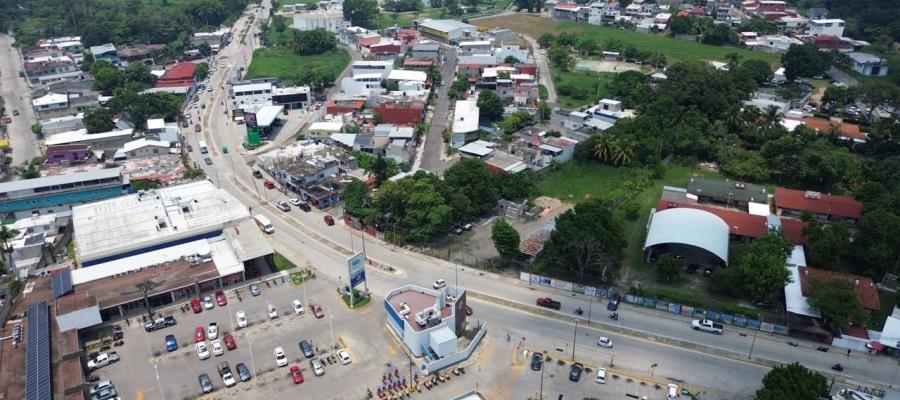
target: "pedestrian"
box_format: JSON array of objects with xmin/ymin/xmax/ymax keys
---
[{"xmin": 847, "ymin": 349, "xmax": 851, "ymax": 357}]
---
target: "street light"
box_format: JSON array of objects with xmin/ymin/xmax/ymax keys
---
[
  {"xmin": 650, "ymin": 363, "xmax": 658, "ymax": 378},
  {"xmin": 329, "ymin": 314, "xmax": 336, "ymax": 354},
  {"xmin": 571, "ymin": 318, "xmax": 579, "ymax": 361}
]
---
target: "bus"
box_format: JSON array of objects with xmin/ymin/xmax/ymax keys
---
[{"xmin": 198, "ymin": 141, "xmax": 209, "ymax": 154}]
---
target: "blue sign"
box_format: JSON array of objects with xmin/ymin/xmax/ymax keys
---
[{"xmin": 347, "ymin": 251, "xmax": 366, "ymax": 288}]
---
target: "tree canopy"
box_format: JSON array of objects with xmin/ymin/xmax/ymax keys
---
[
  {"xmin": 541, "ymin": 199, "xmax": 626, "ymax": 282},
  {"xmin": 808, "ymin": 278, "xmax": 869, "ymax": 329},
  {"xmin": 84, "ymin": 107, "xmax": 116, "ymax": 133},
  {"xmin": 476, "ymin": 91, "xmax": 504, "ymax": 122},
  {"xmin": 756, "ymin": 362, "xmax": 827, "ymax": 400},
  {"xmin": 732, "ymin": 230, "xmax": 793, "ymax": 300},
  {"xmin": 290, "ymin": 28, "xmax": 337, "ymax": 55},
  {"xmin": 491, "ymin": 219, "xmax": 521, "ymax": 260},
  {"xmin": 781, "ymin": 44, "xmax": 830, "ymax": 81},
  {"xmin": 342, "ymin": 0, "xmax": 380, "ymax": 28}
]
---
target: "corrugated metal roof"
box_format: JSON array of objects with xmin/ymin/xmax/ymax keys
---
[{"xmin": 0, "ymin": 168, "xmax": 121, "ymax": 194}]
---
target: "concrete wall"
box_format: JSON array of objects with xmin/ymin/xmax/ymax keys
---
[{"xmin": 423, "ymin": 321, "xmax": 487, "ymax": 375}]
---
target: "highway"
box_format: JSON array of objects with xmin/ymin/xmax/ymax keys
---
[{"xmin": 182, "ymin": 2, "xmax": 899, "ymax": 395}]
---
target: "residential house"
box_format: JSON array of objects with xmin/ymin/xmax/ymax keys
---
[
  {"xmin": 373, "ymin": 99, "xmax": 426, "ymax": 125},
  {"xmin": 146, "ymin": 118, "xmax": 181, "ymax": 144},
  {"xmin": 151, "ymin": 63, "xmax": 197, "ymax": 95},
  {"xmin": 809, "ymin": 19, "xmax": 845, "ymax": 37},
  {"xmin": 809, "ymin": 35, "xmax": 854, "ymax": 53},
  {"xmin": 326, "ymin": 99, "xmax": 366, "ymax": 116},
  {"xmin": 122, "ymin": 138, "xmax": 172, "ymax": 159},
  {"xmin": 775, "ymin": 187, "xmax": 862, "ymax": 224},
  {"xmin": 23, "ymin": 60, "xmax": 82, "ymax": 85},
  {"xmin": 257, "ymin": 141, "xmax": 358, "ymax": 209},
  {"xmin": 757, "ymin": 0, "xmax": 787, "ymax": 21},
  {"xmin": 117, "ymin": 44, "xmax": 166, "ymax": 66},
  {"xmin": 45, "ymin": 129, "xmax": 134, "ymax": 158},
  {"xmin": 45, "ymin": 144, "xmax": 92, "ymax": 165},
  {"xmin": 846, "ymin": 52, "xmax": 889, "ymax": 76},
  {"xmin": 293, "ymin": 10, "xmax": 350, "ymax": 33},
  {"xmin": 780, "ymin": 116, "xmax": 868, "ymax": 143},
  {"xmin": 777, "ymin": 16, "xmax": 808, "ymax": 31},
  {"xmin": 190, "ymin": 28, "xmax": 232, "ymax": 50},
  {"xmin": 752, "ymin": 35, "xmax": 803, "ymax": 53},
  {"xmin": 587, "ymin": 2, "xmax": 619, "ymax": 25},
  {"xmin": 411, "ymin": 42, "xmax": 441, "ymax": 61},
  {"xmin": 352, "ymin": 60, "xmax": 394, "ymax": 79},
  {"xmin": 686, "ymin": 176, "xmax": 768, "ymax": 210},
  {"xmin": 553, "ymin": 3, "xmax": 583, "ymax": 21},
  {"xmin": 32, "ymin": 92, "xmax": 99, "ymax": 119},
  {"xmin": 89, "ymin": 43, "xmax": 118, "ymax": 65},
  {"xmin": 40, "ymin": 113, "xmax": 84, "ymax": 135},
  {"xmin": 451, "ymin": 99, "xmax": 480, "ymax": 147}
]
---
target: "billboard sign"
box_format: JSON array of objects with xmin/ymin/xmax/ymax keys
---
[
  {"xmin": 347, "ymin": 251, "xmax": 366, "ymax": 287},
  {"xmin": 245, "ymin": 112, "xmax": 261, "ymax": 147}
]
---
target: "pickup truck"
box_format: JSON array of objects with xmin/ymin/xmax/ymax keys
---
[
  {"xmin": 691, "ymin": 319, "xmax": 724, "ymax": 334},
  {"xmin": 87, "ymin": 351, "xmax": 120, "ymax": 370},
  {"xmin": 536, "ymin": 297, "xmax": 562, "ymax": 310}
]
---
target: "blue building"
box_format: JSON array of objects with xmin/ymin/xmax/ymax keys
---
[{"xmin": 0, "ymin": 169, "xmax": 129, "ymax": 219}]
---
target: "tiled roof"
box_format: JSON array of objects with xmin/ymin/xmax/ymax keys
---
[
  {"xmin": 798, "ymin": 266, "xmax": 881, "ymax": 311},
  {"xmin": 779, "ymin": 217, "xmax": 808, "ymax": 244},
  {"xmin": 655, "ymin": 200, "xmax": 769, "ymax": 238},
  {"xmin": 774, "ymin": 187, "xmax": 862, "ymax": 220},
  {"xmin": 801, "ymin": 117, "xmax": 867, "ymax": 141}
]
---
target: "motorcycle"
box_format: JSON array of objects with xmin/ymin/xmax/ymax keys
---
[
  {"xmin": 831, "ymin": 363, "xmax": 844, "ymax": 372},
  {"xmin": 574, "ymin": 307, "xmax": 584, "ymax": 316},
  {"xmin": 787, "ymin": 341, "xmax": 799, "ymax": 347},
  {"xmin": 817, "ymin": 346, "xmax": 829, "ymax": 352},
  {"xmin": 609, "ymin": 312, "xmax": 618, "ymax": 320}
]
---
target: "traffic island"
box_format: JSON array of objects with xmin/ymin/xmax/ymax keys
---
[{"xmin": 338, "ymin": 286, "xmax": 371, "ymax": 309}]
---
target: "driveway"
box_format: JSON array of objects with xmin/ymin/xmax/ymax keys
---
[
  {"xmin": 520, "ymin": 34, "xmax": 557, "ymax": 106},
  {"xmin": 419, "ymin": 45, "xmax": 458, "ymax": 175},
  {"xmin": 0, "ymin": 34, "xmax": 41, "ymax": 168}
]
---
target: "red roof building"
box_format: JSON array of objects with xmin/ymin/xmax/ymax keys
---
[
  {"xmin": 656, "ymin": 200, "xmax": 808, "ymax": 243},
  {"xmin": 812, "ymin": 35, "xmax": 854, "ymax": 52},
  {"xmin": 403, "ymin": 59, "xmax": 435, "ymax": 68},
  {"xmin": 326, "ymin": 99, "xmax": 365, "ymax": 115},
  {"xmin": 394, "ymin": 29, "xmax": 419, "ymax": 42},
  {"xmin": 373, "ymin": 100, "xmax": 425, "ymax": 124},
  {"xmin": 774, "ymin": 187, "xmax": 862, "ymax": 223},
  {"xmin": 154, "ymin": 63, "xmax": 197, "ymax": 88},
  {"xmin": 801, "ymin": 117, "xmax": 867, "ymax": 142},
  {"xmin": 798, "ymin": 266, "xmax": 881, "ymax": 311},
  {"xmin": 778, "ymin": 218, "xmax": 808, "ymax": 245},
  {"xmin": 370, "ymin": 43, "xmax": 401, "ymax": 56}
]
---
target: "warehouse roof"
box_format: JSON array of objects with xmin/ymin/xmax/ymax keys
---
[
  {"xmin": 420, "ymin": 19, "xmax": 475, "ymax": 33},
  {"xmin": 644, "ymin": 207, "xmax": 730, "ymax": 263}
]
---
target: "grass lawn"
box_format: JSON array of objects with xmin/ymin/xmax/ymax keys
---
[
  {"xmin": 553, "ymin": 70, "xmax": 616, "ymax": 109},
  {"xmin": 271, "ymin": 251, "xmax": 298, "ymax": 272},
  {"xmin": 245, "ymin": 47, "xmax": 350, "ymax": 86},
  {"xmin": 374, "ymin": 11, "xmax": 417, "ymax": 29},
  {"xmin": 475, "ymin": 14, "xmax": 779, "ymax": 65}
]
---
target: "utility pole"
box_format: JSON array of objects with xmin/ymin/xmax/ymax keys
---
[
  {"xmin": 748, "ymin": 328, "xmax": 758, "ymax": 359},
  {"xmin": 571, "ymin": 318, "xmax": 579, "ymax": 361}
]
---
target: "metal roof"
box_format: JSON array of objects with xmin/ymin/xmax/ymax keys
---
[
  {"xmin": 0, "ymin": 168, "xmax": 121, "ymax": 194},
  {"xmin": 25, "ymin": 302, "xmax": 51, "ymax": 400},
  {"xmin": 643, "ymin": 208, "xmax": 730, "ymax": 263},
  {"xmin": 420, "ymin": 19, "xmax": 475, "ymax": 33}
]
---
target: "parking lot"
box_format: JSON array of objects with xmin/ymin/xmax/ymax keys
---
[{"xmin": 88, "ymin": 274, "xmax": 410, "ymax": 399}]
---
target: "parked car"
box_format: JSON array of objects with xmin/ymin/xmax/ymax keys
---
[
  {"xmin": 310, "ymin": 303, "xmax": 324, "ymax": 318},
  {"xmin": 299, "ymin": 340, "xmax": 314, "ymax": 358},
  {"xmin": 195, "ymin": 124, "xmax": 201, "ymax": 132},
  {"xmin": 191, "ymin": 298, "xmax": 203, "ymax": 313},
  {"xmin": 195, "ymin": 327, "xmax": 206, "ymax": 342},
  {"xmin": 236, "ymin": 362, "xmax": 252, "ymax": 382},
  {"xmin": 337, "ymin": 349, "xmax": 352, "ymax": 365},
  {"xmin": 87, "ymin": 352, "xmax": 120, "ymax": 370},
  {"xmin": 569, "ymin": 362, "xmax": 584, "ymax": 382},
  {"xmin": 267, "ymin": 302, "xmax": 278, "ymax": 319},
  {"xmin": 452, "ymin": 224, "xmax": 464, "ymax": 235},
  {"xmin": 274, "ymin": 347, "xmax": 288, "ymax": 367},
  {"xmin": 596, "ymin": 368, "xmax": 607, "ymax": 384},
  {"xmin": 236, "ymin": 311, "xmax": 248, "ymax": 328},
  {"xmin": 667, "ymin": 384, "xmax": 679, "ymax": 399},
  {"xmin": 90, "ymin": 380, "xmax": 113, "ymax": 395},
  {"xmin": 311, "ymin": 358, "xmax": 325, "ymax": 376},
  {"xmin": 292, "ymin": 299, "xmax": 305, "ymax": 315},
  {"xmin": 198, "ymin": 373, "xmax": 214, "ymax": 393},
  {"xmin": 606, "ymin": 292, "xmax": 621, "ymax": 311},
  {"xmin": 263, "ymin": 180, "xmax": 275, "ymax": 189},
  {"xmin": 215, "ymin": 290, "xmax": 227, "ymax": 306},
  {"xmin": 165, "ymin": 334, "xmax": 178, "ymax": 352},
  {"xmin": 433, "ymin": 279, "xmax": 447, "ymax": 289},
  {"xmin": 290, "ymin": 365, "xmax": 305, "ymax": 384},
  {"xmin": 12, "ymin": 109, "xmax": 19, "ymax": 116},
  {"xmin": 203, "ymin": 295, "xmax": 214, "ymax": 310},
  {"xmin": 288, "ymin": 198, "xmax": 302, "ymax": 206},
  {"xmin": 691, "ymin": 319, "xmax": 724, "ymax": 334},
  {"xmin": 196, "ymin": 342, "xmax": 210, "ymax": 360},
  {"xmin": 597, "ymin": 337, "xmax": 613, "ymax": 348},
  {"xmin": 324, "ymin": 215, "xmax": 335, "ymax": 226},
  {"xmin": 536, "ymin": 297, "xmax": 561, "ymax": 310},
  {"xmin": 211, "ymin": 340, "xmax": 224, "ymax": 356},
  {"xmin": 90, "ymin": 385, "xmax": 118, "ymax": 400},
  {"xmin": 218, "ymin": 361, "xmax": 236, "ymax": 387},
  {"xmin": 250, "ymin": 284, "xmax": 261, "ymax": 296},
  {"xmin": 276, "ymin": 201, "xmax": 291, "ymax": 212},
  {"xmin": 252, "ymin": 170, "xmax": 263, "ymax": 179},
  {"xmin": 530, "ymin": 352, "xmax": 543, "ymax": 371},
  {"xmin": 204, "ymin": 157, "xmax": 213, "ymax": 166},
  {"xmin": 298, "ymin": 202, "xmax": 312, "ymax": 212},
  {"xmin": 223, "ymin": 334, "xmax": 236, "ymax": 350}
]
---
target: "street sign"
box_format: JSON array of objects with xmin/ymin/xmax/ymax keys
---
[{"xmin": 347, "ymin": 251, "xmax": 366, "ymax": 288}]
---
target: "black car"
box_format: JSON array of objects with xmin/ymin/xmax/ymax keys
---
[
  {"xmin": 204, "ymin": 157, "xmax": 213, "ymax": 166},
  {"xmin": 606, "ymin": 292, "xmax": 621, "ymax": 311},
  {"xmin": 569, "ymin": 362, "xmax": 584, "ymax": 382},
  {"xmin": 199, "ymin": 373, "xmax": 214, "ymax": 394},
  {"xmin": 236, "ymin": 362, "xmax": 252, "ymax": 382},
  {"xmin": 298, "ymin": 202, "xmax": 312, "ymax": 212},
  {"xmin": 530, "ymin": 352, "xmax": 543, "ymax": 371},
  {"xmin": 299, "ymin": 340, "xmax": 315, "ymax": 358}
]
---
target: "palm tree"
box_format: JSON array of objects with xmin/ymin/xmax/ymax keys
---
[
  {"xmin": 593, "ymin": 134, "xmax": 616, "ymax": 164},
  {"xmin": 610, "ymin": 138, "xmax": 635, "ymax": 166},
  {"xmin": 725, "ymin": 52, "xmax": 743, "ymax": 70},
  {"xmin": 0, "ymin": 225, "xmax": 15, "ymax": 273},
  {"xmin": 763, "ymin": 105, "xmax": 782, "ymax": 129}
]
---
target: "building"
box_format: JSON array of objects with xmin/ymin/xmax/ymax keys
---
[
  {"xmin": 0, "ymin": 168, "xmax": 129, "ymax": 219},
  {"xmin": 751, "ymin": 35, "xmax": 804, "ymax": 53},
  {"xmin": 553, "ymin": 2, "xmax": 582, "ymax": 20},
  {"xmin": 341, "ymin": 73, "xmax": 385, "ymax": 96},
  {"xmin": 809, "ymin": 18, "xmax": 845, "ymax": 37},
  {"xmin": 686, "ymin": 177, "xmax": 768, "ymax": 210},
  {"xmin": 643, "ymin": 207, "xmax": 730, "ymax": 266},
  {"xmin": 273, "ymin": 86, "xmax": 312, "ymax": 109},
  {"xmin": 89, "ymin": 43, "xmax": 118, "ymax": 65},
  {"xmin": 45, "ymin": 128, "xmax": 134, "ymax": 156},
  {"xmin": 774, "ymin": 187, "xmax": 862, "ymax": 224},
  {"xmin": 152, "ymin": 63, "xmax": 197, "ymax": 95},
  {"xmin": 45, "ymin": 144, "xmax": 92, "ymax": 165},
  {"xmin": 384, "ymin": 284, "xmax": 486, "ymax": 374},
  {"xmin": 411, "ymin": 42, "xmax": 441, "ymax": 60},
  {"xmin": 451, "ymin": 99, "xmax": 479, "ymax": 148},
  {"xmin": 846, "ymin": 52, "xmax": 889, "ymax": 76},
  {"xmin": 587, "ymin": 2, "xmax": 619, "ymax": 25},
  {"xmin": 190, "ymin": 28, "xmax": 232, "ymax": 50},
  {"xmin": 326, "ymin": 99, "xmax": 366, "ymax": 116},
  {"xmin": 23, "ymin": 60, "xmax": 82, "ymax": 85},
  {"xmin": 146, "ymin": 118, "xmax": 181, "ymax": 144},
  {"xmin": 231, "ymin": 82, "xmax": 274, "ymax": 110},
  {"xmin": 257, "ymin": 141, "xmax": 357, "ymax": 209},
  {"xmin": 352, "ymin": 60, "xmax": 394, "ymax": 79},
  {"xmin": 3, "ymin": 213, "xmax": 66, "ymax": 277},
  {"xmin": 373, "ymin": 99, "xmax": 426, "ymax": 125},
  {"xmin": 31, "ymin": 92, "xmax": 69, "ymax": 113},
  {"xmin": 122, "ymin": 138, "xmax": 172, "ymax": 159},
  {"xmin": 40, "ymin": 113, "xmax": 84, "ymax": 135},
  {"xmin": 292, "ymin": 10, "xmax": 350, "ymax": 33},
  {"xmin": 783, "ymin": 116, "xmax": 868, "ymax": 143},
  {"xmin": 117, "ymin": 44, "xmax": 166, "ymax": 66},
  {"xmin": 419, "ymin": 19, "xmax": 476, "ymax": 42}
]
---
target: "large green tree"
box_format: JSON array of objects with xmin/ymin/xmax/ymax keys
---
[
  {"xmin": 342, "ymin": 0, "xmax": 380, "ymax": 28},
  {"xmin": 656, "ymin": 254, "xmax": 683, "ymax": 282},
  {"xmin": 756, "ymin": 362, "xmax": 827, "ymax": 400},
  {"xmin": 476, "ymin": 90, "xmax": 504, "ymax": 122},
  {"xmin": 491, "ymin": 219, "xmax": 521, "ymax": 260},
  {"xmin": 290, "ymin": 28, "xmax": 337, "ymax": 55},
  {"xmin": 84, "ymin": 107, "xmax": 116, "ymax": 133},
  {"xmin": 808, "ymin": 278, "xmax": 869, "ymax": 329},
  {"xmin": 542, "ymin": 199, "xmax": 626, "ymax": 282},
  {"xmin": 781, "ymin": 44, "xmax": 830, "ymax": 81},
  {"xmin": 442, "ymin": 159, "xmax": 498, "ymax": 217},
  {"xmin": 548, "ymin": 47, "xmax": 573, "ymax": 70},
  {"xmin": 734, "ymin": 230, "xmax": 793, "ymax": 300}
]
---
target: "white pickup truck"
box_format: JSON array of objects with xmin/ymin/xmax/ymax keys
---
[
  {"xmin": 691, "ymin": 319, "xmax": 724, "ymax": 334},
  {"xmin": 87, "ymin": 351, "xmax": 120, "ymax": 370}
]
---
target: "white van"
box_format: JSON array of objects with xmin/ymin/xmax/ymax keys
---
[{"xmin": 254, "ymin": 214, "xmax": 274, "ymax": 234}]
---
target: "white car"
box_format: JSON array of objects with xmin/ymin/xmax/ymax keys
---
[
  {"xmin": 433, "ymin": 279, "xmax": 446, "ymax": 289},
  {"xmin": 311, "ymin": 358, "xmax": 325, "ymax": 376},
  {"xmin": 211, "ymin": 340, "xmax": 224, "ymax": 356},
  {"xmin": 595, "ymin": 368, "xmax": 607, "ymax": 384},
  {"xmin": 274, "ymin": 347, "xmax": 288, "ymax": 367},
  {"xmin": 203, "ymin": 296, "xmax": 214, "ymax": 309},
  {"xmin": 288, "ymin": 198, "xmax": 302, "ymax": 206},
  {"xmin": 267, "ymin": 303, "xmax": 278, "ymax": 319},
  {"xmin": 337, "ymin": 349, "xmax": 352, "ymax": 365},
  {"xmin": 667, "ymin": 384, "xmax": 679, "ymax": 400},
  {"xmin": 597, "ymin": 337, "xmax": 613, "ymax": 348},
  {"xmin": 207, "ymin": 322, "xmax": 219, "ymax": 340},
  {"xmin": 196, "ymin": 341, "xmax": 210, "ymax": 360},
  {"xmin": 292, "ymin": 300, "xmax": 304, "ymax": 315},
  {"xmin": 221, "ymin": 368, "xmax": 236, "ymax": 387},
  {"xmin": 236, "ymin": 311, "xmax": 248, "ymax": 329}
]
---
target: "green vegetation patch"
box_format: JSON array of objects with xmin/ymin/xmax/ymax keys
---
[
  {"xmin": 553, "ymin": 71, "xmax": 615, "ymax": 109},
  {"xmin": 245, "ymin": 47, "xmax": 350, "ymax": 87}
]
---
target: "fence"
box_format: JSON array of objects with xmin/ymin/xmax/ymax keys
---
[{"xmin": 520, "ymin": 272, "xmax": 789, "ymax": 335}]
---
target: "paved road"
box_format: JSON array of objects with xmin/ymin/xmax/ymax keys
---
[
  {"xmin": 520, "ymin": 34, "xmax": 557, "ymax": 106},
  {"xmin": 419, "ymin": 45, "xmax": 457, "ymax": 175},
  {"xmin": 0, "ymin": 34, "xmax": 41, "ymax": 168}
]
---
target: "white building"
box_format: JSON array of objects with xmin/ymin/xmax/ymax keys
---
[
  {"xmin": 293, "ymin": 10, "xmax": 350, "ymax": 33},
  {"xmin": 71, "ymin": 180, "xmax": 272, "ymax": 284},
  {"xmin": 493, "ymin": 45, "xmax": 530, "ymax": 64},
  {"xmin": 384, "ymin": 284, "xmax": 469, "ymax": 358},
  {"xmin": 809, "ymin": 19, "xmax": 845, "ymax": 37},
  {"xmin": 351, "ymin": 61, "xmax": 394, "ymax": 79},
  {"xmin": 32, "ymin": 93, "xmax": 69, "ymax": 112},
  {"xmin": 752, "ymin": 35, "xmax": 804, "ymax": 53},
  {"xmin": 146, "ymin": 118, "xmax": 181, "ymax": 144},
  {"xmin": 122, "ymin": 138, "xmax": 172, "ymax": 159},
  {"xmin": 40, "ymin": 113, "xmax": 85, "ymax": 135},
  {"xmin": 231, "ymin": 82, "xmax": 274, "ymax": 110},
  {"xmin": 272, "ymin": 86, "xmax": 312, "ymax": 109},
  {"xmin": 419, "ymin": 19, "xmax": 476, "ymax": 42},
  {"xmin": 451, "ymin": 99, "xmax": 479, "ymax": 148},
  {"xmin": 459, "ymin": 40, "xmax": 493, "ymax": 52},
  {"xmin": 341, "ymin": 73, "xmax": 385, "ymax": 96}
]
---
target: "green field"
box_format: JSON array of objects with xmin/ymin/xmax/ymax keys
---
[
  {"xmin": 476, "ymin": 14, "xmax": 780, "ymax": 65},
  {"xmin": 245, "ymin": 47, "xmax": 350, "ymax": 86},
  {"xmin": 553, "ymin": 70, "xmax": 616, "ymax": 109},
  {"xmin": 374, "ymin": 11, "xmax": 417, "ymax": 29}
]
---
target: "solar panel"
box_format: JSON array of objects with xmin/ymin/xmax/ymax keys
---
[
  {"xmin": 51, "ymin": 270, "xmax": 73, "ymax": 299},
  {"xmin": 23, "ymin": 232, "xmax": 45, "ymax": 247},
  {"xmin": 25, "ymin": 301, "xmax": 52, "ymax": 400}
]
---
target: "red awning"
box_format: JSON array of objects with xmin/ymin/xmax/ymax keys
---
[{"xmin": 867, "ymin": 341, "xmax": 884, "ymax": 351}]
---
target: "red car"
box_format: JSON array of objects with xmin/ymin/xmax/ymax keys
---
[
  {"xmin": 191, "ymin": 298, "xmax": 203, "ymax": 313},
  {"xmin": 310, "ymin": 303, "xmax": 324, "ymax": 319},
  {"xmin": 290, "ymin": 365, "xmax": 304, "ymax": 384},
  {"xmin": 194, "ymin": 326, "xmax": 206, "ymax": 343},
  {"xmin": 215, "ymin": 290, "xmax": 227, "ymax": 306},
  {"xmin": 223, "ymin": 334, "xmax": 236, "ymax": 350},
  {"xmin": 536, "ymin": 297, "xmax": 561, "ymax": 310},
  {"xmin": 263, "ymin": 180, "xmax": 274, "ymax": 189}
]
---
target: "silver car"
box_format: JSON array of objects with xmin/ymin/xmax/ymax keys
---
[{"xmin": 311, "ymin": 358, "xmax": 325, "ymax": 376}]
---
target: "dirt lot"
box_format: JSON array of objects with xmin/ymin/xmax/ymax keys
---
[{"xmin": 574, "ymin": 59, "xmax": 644, "ymax": 73}]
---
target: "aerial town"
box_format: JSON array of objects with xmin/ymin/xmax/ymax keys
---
[{"xmin": 0, "ymin": 0, "xmax": 898, "ymax": 399}]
